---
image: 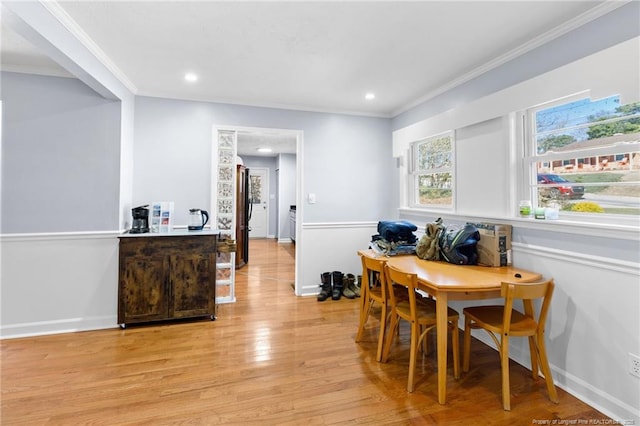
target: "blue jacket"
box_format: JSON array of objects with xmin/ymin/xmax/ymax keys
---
[{"xmin": 377, "ymin": 220, "xmax": 417, "ymax": 243}]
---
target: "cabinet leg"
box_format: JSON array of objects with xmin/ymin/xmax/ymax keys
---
[
  {"xmin": 119, "ymin": 323, "xmax": 126, "ymax": 329},
  {"xmin": 210, "ymin": 315, "xmax": 216, "ymax": 321}
]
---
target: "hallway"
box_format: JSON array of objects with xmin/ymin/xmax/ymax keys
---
[{"xmin": 234, "ymin": 238, "xmax": 296, "ymax": 294}]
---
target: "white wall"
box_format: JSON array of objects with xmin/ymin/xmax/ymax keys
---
[
  {"xmin": 1, "ymin": 233, "xmax": 119, "ymax": 337},
  {"xmin": 277, "ymin": 153, "xmax": 297, "ymax": 241},
  {"xmin": 455, "ymin": 117, "xmax": 511, "ymax": 217},
  {"xmin": 1, "ymin": 72, "xmax": 122, "ymax": 233},
  {"xmin": 298, "ymin": 222, "xmax": 377, "ymax": 295},
  {"xmin": 133, "ymin": 97, "xmax": 393, "ymax": 226}
]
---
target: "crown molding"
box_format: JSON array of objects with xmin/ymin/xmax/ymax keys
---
[
  {"xmin": 40, "ymin": 0, "xmax": 138, "ymax": 95},
  {"xmin": 392, "ymin": 1, "xmax": 631, "ymax": 117},
  {"xmin": 0, "ymin": 64, "xmax": 74, "ymax": 78}
]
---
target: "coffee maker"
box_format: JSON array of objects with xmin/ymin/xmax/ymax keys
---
[{"xmin": 130, "ymin": 205, "xmax": 150, "ymax": 234}]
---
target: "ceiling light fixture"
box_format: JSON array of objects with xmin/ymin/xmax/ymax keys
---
[
  {"xmin": 365, "ymin": 92, "xmax": 375, "ymax": 100},
  {"xmin": 184, "ymin": 72, "xmax": 198, "ymax": 82},
  {"xmin": 257, "ymin": 147, "xmax": 272, "ymax": 153}
]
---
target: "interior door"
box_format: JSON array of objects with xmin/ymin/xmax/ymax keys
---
[
  {"xmin": 235, "ymin": 164, "xmax": 248, "ymax": 268},
  {"xmin": 249, "ymin": 168, "xmax": 269, "ymax": 238}
]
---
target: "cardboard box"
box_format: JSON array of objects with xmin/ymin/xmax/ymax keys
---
[{"xmin": 467, "ymin": 222, "xmax": 512, "ymax": 267}]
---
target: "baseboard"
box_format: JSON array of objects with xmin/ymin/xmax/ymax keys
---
[{"xmin": 0, "ymin": 315, "xmax": 118, "ymax": 339}]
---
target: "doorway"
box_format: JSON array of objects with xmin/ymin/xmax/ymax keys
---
[
  {"xmin": 213, "ymin": 125, "xmax": 302, "ymax": 294},
  {"xmin": 235, "ymin": 127, "xmax": 298, "ymax": 242},
  {"xmin": 248, "ymin": 167, "xmax": 269, "ymax": 238}
]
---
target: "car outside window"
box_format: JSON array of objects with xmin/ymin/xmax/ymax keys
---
[{"xmin": 525, "ymin": 94, "xmax": 640, "ymax": 217}]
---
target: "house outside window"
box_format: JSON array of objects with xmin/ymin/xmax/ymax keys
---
[
  {"xmin": 410, "ymin": 131, "xmax": 454, "ymax": 208},
  {"xmin": 525, "ymin": 94, "xmax": 640, "ymax": 218}
]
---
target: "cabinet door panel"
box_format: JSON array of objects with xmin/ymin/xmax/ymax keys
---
[
  {"xmin": 121, "ymin": 256, "xmax": 168, "ymax": 322},
  {"xmin": 170, "ymin": 254, "xmax": 214, "ymax": 318}
]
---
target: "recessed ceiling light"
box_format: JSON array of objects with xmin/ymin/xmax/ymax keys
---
[
  {"xmin": 184, "ymin": 72, "xmax": 198, "ymax": 82},
  {"xmin": 365, "ymin": 93, "xmax": 375, "ymax": 100},
  {"xmin": 257, "ymin": 147, "xmax": 272, "ymax": 153}
]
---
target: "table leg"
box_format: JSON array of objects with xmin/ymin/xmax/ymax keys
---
[{"xmin": 436, "ymin": 291, "xmax": 448, "ymax": 404}]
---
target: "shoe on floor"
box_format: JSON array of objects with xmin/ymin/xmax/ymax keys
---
[
  {"xmin": 332, "ymin": 271, "xmax": 344, "ymax": 300},
  {"xmin": 344, "ymin": 273, "xmax": 359, "ymax": 298},
  {"xmin": 342, "ymin": 274, "xmax": 356, "ymax": 299},
  {"xmin": 317, "ymin": 272, "xmax": 332, "ymax": 302}
]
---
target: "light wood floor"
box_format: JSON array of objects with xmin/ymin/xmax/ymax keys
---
[{"xmin": 1, "ymin": 239, "xmax": 608, "ymax": 425}]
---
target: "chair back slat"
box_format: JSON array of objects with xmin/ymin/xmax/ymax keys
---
[
  {"xmin": 361, "ymin": 255, "xmax": 388, "ymax": 302},
  {"xmin": 501, "ymin": 280, "xmax": 549, "ymax": 300},
  {"xmin": 500, "ymin": 279, "xmax": 555, "ymax": 333},
  {"xmin": 357, "ymin": 252, "xmax": 393, "ymax": 362},
  {"xmin": 384, "ymin": 263, "xmax": 420, "ymax": 323}
]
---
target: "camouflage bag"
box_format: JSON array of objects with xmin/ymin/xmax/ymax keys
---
[{"xmin": 415, "ymin": 217, "xmax": 444, "ymax": 260}]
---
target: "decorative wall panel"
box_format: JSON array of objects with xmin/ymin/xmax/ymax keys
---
[{"xmin": 213, "ymin": 129, "xmax": 237, "ymax": 303}]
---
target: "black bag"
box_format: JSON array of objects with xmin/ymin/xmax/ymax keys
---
[{"xmin": 439, "ymin": 223, "xmax": 480, "ymax": 265}]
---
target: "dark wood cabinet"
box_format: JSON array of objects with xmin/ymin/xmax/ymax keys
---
[{"xmin": 118, "ymin": 232, "xmax": 218, "ymax": 327}]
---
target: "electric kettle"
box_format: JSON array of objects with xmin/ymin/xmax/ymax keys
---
[{"xmin": 188, "ymin": 208, "xmax": 209, "ymax": 231}]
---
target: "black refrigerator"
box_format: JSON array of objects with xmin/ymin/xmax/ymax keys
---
[{"xmin": 235, "ymin": 164, "xmax": 250, "ymax": 269}]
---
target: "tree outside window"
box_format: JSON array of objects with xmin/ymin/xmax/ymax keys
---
[{"xmin": 411, "ymin": 132, "xmax": 454, "ymax": 207}]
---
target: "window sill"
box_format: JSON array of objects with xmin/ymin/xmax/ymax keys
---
[{"xmin": 398, "ymin": 207, "xmax": 640, "ymax": 241}]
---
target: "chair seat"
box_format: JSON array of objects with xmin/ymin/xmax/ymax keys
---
[
  {"xmin": 370, "ymin": 285, "xmax": 407, "ymax": 302},
  {"xmin": 397, "ymin": 298, "xmax": 459, "ymax": 325},
  {"xmin": 463, "ymin": 306, "xmax": 538, "ymax": 336},
  {"xmin": 369, "ymin": 286, "xmax": 383, "ymax": 298}
]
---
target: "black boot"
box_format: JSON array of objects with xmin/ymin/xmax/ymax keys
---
[
  {"xmin": 331, "ymin": 271, "xmax": 344, "ymax": 300},
  {"xmin": 317, "ymin": 272, "xmax": 332, "ymax": 302}
]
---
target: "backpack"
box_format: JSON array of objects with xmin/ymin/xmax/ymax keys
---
[
  {"xmin": 415, "ymin": 217, "xmax": 444, "ymax": 260},
  {"xmin": 439, "ymin": 223, "xmax": 480, "ymax": 265}
]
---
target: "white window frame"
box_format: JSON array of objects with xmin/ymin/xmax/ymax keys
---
[
  {"xmin": 522, "ymin": 92, "xmax": 640, "ymax": 226},
  {"xmin": 408, "ymin": 130, "xmax": 455, "ymax": 211}
]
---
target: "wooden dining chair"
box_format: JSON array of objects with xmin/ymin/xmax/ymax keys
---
[
  {"xmin": 462, "ymin": 278, "xmax": 559, "ymax": 411},
  {"xmin": 381, "ymin": 263, "xmax": 460, "ymax": 393},
  {"xmin": 356, "ymin": 254, "xmax": 394, "ymax": 362}
]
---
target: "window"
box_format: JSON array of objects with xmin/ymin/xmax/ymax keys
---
[
  {"xmin": 525, "ymin": 94, "xmax": 640, "ymax": 217},
  {"xmin": 410, "ymin": 131, "xmax": 454, "ymax": 208}
]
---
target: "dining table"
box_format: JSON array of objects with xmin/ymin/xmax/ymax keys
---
[{"xmin": 358, "ymin": 249, "xmax": 542, "ymax": 404}]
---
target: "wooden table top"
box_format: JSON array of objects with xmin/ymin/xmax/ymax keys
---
[{"xmin": 358, "ymin": 249, "xmax": 542, "ymax": 294}]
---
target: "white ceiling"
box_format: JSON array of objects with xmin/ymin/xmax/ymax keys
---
[{"xmin": 1, "ymin": 1, "xmax": 619, "ymax": 156}]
